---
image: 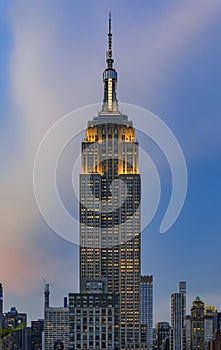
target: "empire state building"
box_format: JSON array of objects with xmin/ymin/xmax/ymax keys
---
[{"xmin": 80, "ymin": 14, "xmax": 141, "ymax": 349}]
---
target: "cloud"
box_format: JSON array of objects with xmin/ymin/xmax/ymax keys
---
[{"xmin": 118, "ymin": 0, "xmax": 221, "ymax": 91}]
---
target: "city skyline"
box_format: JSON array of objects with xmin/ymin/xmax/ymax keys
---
[{"xmin": 0, "ymin": 0, "xmax": 221, "ymax": 326}]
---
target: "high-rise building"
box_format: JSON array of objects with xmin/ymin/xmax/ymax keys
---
[
  {"xmin": 44, "ymin": 284, "xmax": 69, "ymax": 350},
  {"xmin": 140, "ymin": 275, "xmax": 153, "ymax": 349},
  {"xmin": 191, "ymin": 296, "xmax": 205, "ymax": 350},
  {"xmin": 170, "ymin": 282, "xmax": 186, "ymax": 350},
  {"xmin": 69, "ymin": 293, "xmax": 120, "ymax": 350},
  {"xmin": 204, "ymin": 306, "xmax": 217, "ymax": 350},
  {"xmin": 184, "ymin": 315, "xmax": 191, "ymax": 350},
  {"xmin": 205, "ymin": 314, "xmax": 215, "ymax": 350},
  {"xmin": 44, "ymin": 307, "xmax": 69, "ymax": 350},
  {"xmin": 31, "ymin": 319, "xmax": 44, "ymax": 350},
  {"xmin": 155, "ymin": 322, "xmax": 170, "ymax": 350},
  {"xmin": 80, "ymin": 13, "xmax": 140, "ymax": 349},
  {"xmin": 179, "ymin": 282, "xmax": 186, "ymax": 321}
]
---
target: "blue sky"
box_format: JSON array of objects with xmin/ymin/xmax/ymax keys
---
[{"xmin": 1, "ymin": 0, "xmax": 221, "ymax": 324}]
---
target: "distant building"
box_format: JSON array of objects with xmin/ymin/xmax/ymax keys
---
[
  {"xmin": 217, "ymin": 313, "xmax": 221, "ymax": 333},
  {"xmin": 69, "ymin": 293, "xmax": 120, "ymax": 350},
  {"xmin": 44, "ymin": 307, "xmax": 69, "ymax": 350},
  {"xmin": 155, "ymin": 322, "xmax": 170, "ymax": 350},
  {"xmin": 43, "ymin": 283, "xmax": 69, "ymax": 350},
  {"xmin": 170, "ymin": 282, "xmax": 186, "ymax": 350},
  {"xmin": 205, "ymin": 306, "xmax": 217, "ymax": 350},
  {"xmin": 140, "ymin": 275, "xmax": 153, "ymax": 349},
  {"xmin": 44, "ymin": 282, "xmax": 50, "ymax": 309},
  {"xmin": 191, "ymin": 296, "xmax": 205, "ymax": 350},
  {"xmin": 184, "ymin": 315, "xmax": 191, "ymax": 350},
  {"xmin": 210, "ymin": 332, "xmax": 221, "ymax": 350},
  {"xmin": 179, "ymin": 282, "xmax": 186, "ymax": 321},
  {"xmin": 31, "ymin": 319, "xmax": 44, "ymax": 350},
  {"xmin": 3, "ymin": 306, "xmax": 27, "ymax": 349}
]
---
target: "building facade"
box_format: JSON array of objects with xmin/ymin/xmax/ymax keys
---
[
  {"xmin": 191, "ymin": 296, "xmax": 205, "ymax": 350},
  {"xmin": 44, "ymin": 307, "xmax": 69, "ymax": 350},
  {"xmin": 140, "ymin": 276, "xmax": 153, "ymax": 349},
  {"xmin": 80, "ymin": 13, "xmax": 141, "ymax": 349},
  {"xmin": 170, "ymin": 282, "xmax": 186, "ymax": 350},
  {"xmin": 205, "ymin": 314, "xmax": 215, "ymax": 350},
  {"xmin": 155, "ymin": 322, "xmax": 170, "ymax": 350},
  {"xmin": 69, "ymin": 293, "xmax": 120, "ymax": 350},
  {"xmin": 217, "ymin": 313, "xmax": 221, "ymax": 333},
  {"xmin": 184, "ymin": 315, "xmax": 191, "ymax": 350}
]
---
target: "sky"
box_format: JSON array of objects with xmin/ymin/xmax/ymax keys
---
[{"xmin": 1, "ymin": 0, "xmax": 221, "ymax": 325}]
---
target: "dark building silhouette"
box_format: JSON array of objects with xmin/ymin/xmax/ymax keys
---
[
  {"xmin": 210, "ymin": 332, "xmax": 221, "ymax": 350},
  {"xmin": 191, "ymin": 296, "xmax": 205, "ymax": 350},
  {"xmin": 217, "ymin": 313, "xmax": 221, "ymax": 333},
  {"xmin": 155, "ymin": 322, "xmax": 170, "ymax": 350},
  {"xmin": 184, "ymin": 315, "xmax": 191, "ymax": 350},
  {"xmin": 31, "ymin": 319, "xmax": 44, "ymax": 350},
  {"xmin": 140, "ymin": 275, "xmax": 153, "ymax": 348},
  {"xmin": 44, "ymin": 282, "xmax": 50, "ymax": 309}
]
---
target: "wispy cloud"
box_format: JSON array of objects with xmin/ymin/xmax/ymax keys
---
[{"xmin": 118, "ymin": 0, "xmax": 220, "ymax": 95}]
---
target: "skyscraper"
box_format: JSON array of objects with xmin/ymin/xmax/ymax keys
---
[
  {"xmin": 80, "ymin": 13, "xmax": 141, "ymax": 349},
  {"xmin": 179, "ymin": 281, "xmax": 186, "ymax": 321},
  {"xmin": 140, "ymin": 275, "xmax": 153, "ymax": 349},
  {"xmin": 184, "ymin": 315, "xmax": 191, "ymax": 350},
  {"xmin": 170, "ymin": 282, "xmax": 186, "ymax": 350},
  {"xmin": 191, "ymin": 296, "xmax": 205, "ymax": 350},
  {"xmin": 204, "ymin": 306, "xmax": 217, "ymax": 350}
]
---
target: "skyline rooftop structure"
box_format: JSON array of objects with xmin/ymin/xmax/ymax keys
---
[{"xmin": 102, "ymin": 11, "xmax": 118, "ymax": 114}]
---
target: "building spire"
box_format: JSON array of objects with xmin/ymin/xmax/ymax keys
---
[
  {"xmin": 43, "ymin": 280, "xmax": 50, "ymax": 309},
  {"xmin": 107, "ymin": 11, "xmax": 113, "ymax": 68},
  {"xmin": 102, "ymin": 12, "xmax": 118, "ymax": 113}
]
